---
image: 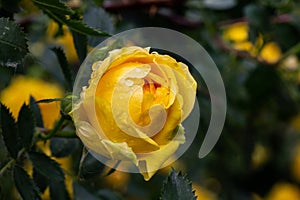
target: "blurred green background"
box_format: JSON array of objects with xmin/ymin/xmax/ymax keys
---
[{"xmin": 1, "ymin": 0, "xmax": 300, "ymax": 199}]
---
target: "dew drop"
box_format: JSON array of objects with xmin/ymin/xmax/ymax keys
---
[{"xmin": 125, "ymin": 79, "xmax": 134, "ymax": 87}]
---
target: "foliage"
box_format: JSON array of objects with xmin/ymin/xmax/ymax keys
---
[{"xmin": 0, "ymin": 0, "xmax": 300, "ymax": 199}]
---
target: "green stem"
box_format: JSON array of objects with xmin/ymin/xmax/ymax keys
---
[
  {"xmin": 39, "ymin": 116, "xmax": 65, "ymax": 140},
  {"xmin": 0, "ymin": 148, "xmax": 26, "ymax": 176},
  {"xmin": 0, "ymin": 159, "xmax": 15, "ymax": 176}
]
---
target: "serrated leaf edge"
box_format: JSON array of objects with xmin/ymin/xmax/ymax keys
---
[
  {"xmin": 18, "ymin": 103, "xmax": 35, "ymax": 149},
  {"xmin": 29, "ymin": 151, "xmax": 65, "ymax": 182},
  {"xmin": 0, "ymin": 17, "xmax": 29, "ymax": 65},
  {"xmin": 160, "ymin": 169, "xmax": 197, "ymax": 200}
]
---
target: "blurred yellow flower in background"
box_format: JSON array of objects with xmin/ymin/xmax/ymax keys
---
[
  {"xmin": 223, "ymin": 22, "xmax": 249, "ymax": 42},
  {"xmin": 260, "ymin": 42, "xmax": 282, "ymax": 64},
  {"xmin": 0, "ymin": 76, "xmax": 64, "ymax": 129},
  {"xmin": 265, "ymin": 182, "xmax": 300, "ymax": 200},
  {"xmin": 223, "ymin": 22, "xmax": 282, "ymax": 64},
  {"xmin": 102, "ymin": 170, "xmax": 130, "ymax": 193},
  {"xmin": 292, "ymin": 146, "xmax": 300, "ymax": 183},
  {"xmin": 47, "ymin": 20, "xmax": 78, "ymax": 63}
]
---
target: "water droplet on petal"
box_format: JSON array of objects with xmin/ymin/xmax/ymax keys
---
[{"xmin": 125, "ymin": 79, "xmax": 134, "ymax": 87}]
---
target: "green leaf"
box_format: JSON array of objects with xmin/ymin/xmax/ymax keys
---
[
  {"xmin": 0, "ymin": 18, "xmax": 29, "ymax": 67},
  {"xmin": 79, "ymin": 153, "xmax": 105, "ymax": 180},
  {"xmin": 64, "ymin": 19, "xmax": 110, "ymax": 37},
  {"xmin": 49, "ymin": 180, "xmax": 71, "ymax": 200},
  {"xmin": 32, "ymin": 0, "xmax": 75, "ymax": 16},
  {"xmin": 17, "ymin": 104, "xmax": 35, "ymax": 149},
  {"xmin": 36, "ymin": 97, "xmax": 71, "ymax": 104},
  {"xmin": 33, "ymin": 168, "xmax": 49, "ymax": 193},
  {"xmin": 50, "ymin": 138, "xmax": 80, "ymax": 158},
  {"xmin": 72, "ymin": 181, "xmax": 99, "ymax": 200},
  {"xmin": 51, "ymin": 47, "xmax": 74, "ymax": 91},
  {"xmin": 160, "ymin": 169, "xmax": 196, "ymax": 200},
  {"xmin": 32, "ymin": 0, "xmax": 110, "ymax": 37},
  {"xmin": 13, "ymin": 165, "xmax": 41, "ymax": 200},
  {"xmin": 244, "ymin": 4, "xmax": 271, "ymax": 31},
  {"xmin": 245, "ymin": 65, "xmax": 280, "ymax": 104},
  {"xmin": 71, "ymin": 31, "xmax": 87, "ymax": 64},
  {"xmin": 83, "ymin": 6, "xmax": 114, "ymax": 47},
  {"xmin": 29, "ymin": 152, "xmax": 65, "ymax": 182},
  {"xmin": 30, "ymin": 96, "xmax": 44, "ymax": 128},
  {"xmin": 0, "ymin": 103, "xmax": 20, "ymax": 159},
  {"xmin": 97, "ymin": 189, "xmax": 124, "ymax": 200}
]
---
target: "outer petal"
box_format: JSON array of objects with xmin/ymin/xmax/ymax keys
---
[
  {"xmin": 138, "ymin": 125, "xmax": 185, "ymax": 181},
  {"xmin": 76, "ymin": 121, "xmax": 138, "ymax": 164},
  {"xmin": 76, "ymin": 120, "xmax": 110, "ymax": 158},
  {"xmin": 152, "ymin": 97, "xmax": 182, "ymax": 145},
  {"xmin": 101, "ymin": 140, "xmax": 138, "ymax": 165},
  {"xmin": 174, "ymin": 62, "xmax": 197, "ymax": 121}
]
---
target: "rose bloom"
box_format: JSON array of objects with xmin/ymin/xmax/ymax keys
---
[{"xmin": 73, "ymin": 46, "xmax": 197, "ymax": 180}]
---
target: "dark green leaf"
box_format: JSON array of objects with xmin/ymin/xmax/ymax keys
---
[
  {"xmin": 64, "ymin": 19, "xmax": 110, "ymax": 37},
  {"xmin": 72, "ymin": 181, "xmax": 99, "ymax": 200},
  {"xmin": 97, "ymin": 189, "xmax": 124, "ymax": 200},
  {"xmin": 51, "ymin": 47, "xmax": 74, "ymax": 91},
  {"xmin": 244, "ymin": 4, "xmax": 271, "ymax": 31},
  {"xmin": 245, "ymin": 65, "xmax": 280, "ymax": 104},
  {"xmin": 29, "ymin": 152, "xmax": 65, "ymax": 182},
  {"xmin": 50, "ymin": 138, "xmax": 80, "ymax": 158},
  {"xmin": 93, "ymin": 0, "xmax": 104, "ymax": 6},
  {"xmin": 0, "ymin": 103, "xmax": 20, "ymax": 159},
  {"xmin": 30, "ymin": 96, "xmax": 44, "ymax": 128},
  {"xmin": 49, "ymin": 180, "xmax": 70, "ymax": 200},
  {"xmin": 273, "ymin": 23, "xmax": 300, "ymax": 51},
  {"xmin": 33, "ymin": 167, "xmax": 49, "ymax": 193},
  {"xmin": 160, "ymin": 169, "xmax": 196, "ymax": 200},
  {"xmin": 248, "ymin": 26, "xmax": 260, "ymax": 45},
  {"xmin": 0, "ymin": 18, "xmax": 28, "ymax": 67},
  {"xmin": 83, "ymin": 6, "xmax": 113, "ymax": 47},
  {"xmin": 79, "ymin": 153, "xmax": 105, "ymax": 180},
  {"xmin": 34, "ymin": 4, "xmax": 110, "ymax": 37},
  {"xmin": 32, "ymin": 0, "xmax": 75, "ymax": 16},
  {"xmin": 71, "ymin": 31, "xmax": 87, "ymax": 64},
  {"xmin": 17, "ymin": 104, "xmax": 35, "ymax": 149},
  {"xmin": 13, "ymin": 165, "xmax": 41, "ymax": 200}
]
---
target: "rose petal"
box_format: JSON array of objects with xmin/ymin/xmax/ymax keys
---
[
  {"xmin": 152, "ymin": 97, "xmax": 182, "ymax": 145},
  {"xmin": 95, "ymin": 96, "xmax": 160, "ymax": 153},
  {"xmin": 101, "ymin": 140, "xmax": 138, "ymax": 165},
  {"xmin": 174, "ymin": 62, "xmax": 197, "ymax": 120},
  {"xmin": 138, "ymin": 125, "xmax": 185, "ymax": 181},
  {"xmin": 76, "ymin": 121, "xmax": 138, "ymax": 164}
]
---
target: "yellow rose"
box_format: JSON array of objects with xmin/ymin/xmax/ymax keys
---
[{"xmin": 73, "ymin": 46, "xmax": 197, "ymax": 180}]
